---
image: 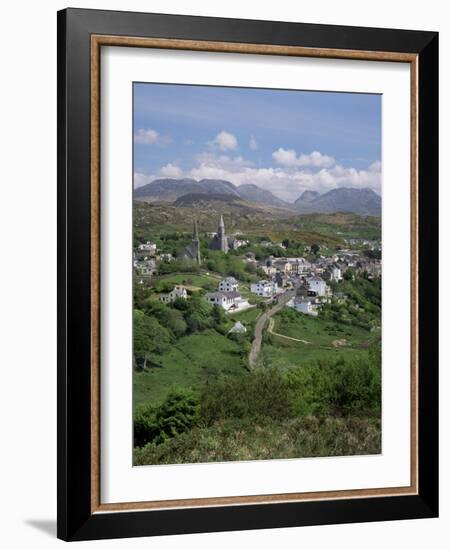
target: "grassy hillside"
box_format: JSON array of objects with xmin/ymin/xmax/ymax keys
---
[
  {"xmin": 134, "ymin": 329, "xmax": 247, "ymax": 407},
  {"xmin": 134, "ymin": 356, "xmax": 381, "ymax": 464},
  {"xmin": 133, "ymin": 200, "xmax": 381, "ymax": 246}
]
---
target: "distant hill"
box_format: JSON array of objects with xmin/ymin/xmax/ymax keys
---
[
  {"xmin": 134, "ymin": 178, "xmax": 289, "ymax": 209},
  {"xmin": 296, "ymin": 190, "xmax": 320, "ymax": 204},
  {"xmin": 236, "ymin": 184, "xmax": 290, "ymax": 208},
  {"xmin": 294, "ymin": 187, "xmax": 381, "ymax": 216},
  {"xmin": 135, "ymin": 178, "xmax": 239, "ymax": 202},
  {"xmin": 173, "ymin": 193, "xmax": 243, "ymax": 208},
  {"xmin": 135, "ymin": 178, "xmax": 381, "ymax": 216},
  {"xmin": 172, "ymin": 193, "xmax": 294, "ymax": 220}
]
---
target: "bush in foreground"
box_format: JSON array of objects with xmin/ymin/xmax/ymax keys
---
[{"xmin": 134, "ymin": 416, "xmax": 381, "ymax": 465}]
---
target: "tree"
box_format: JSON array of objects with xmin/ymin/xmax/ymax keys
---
[
  {"xmin": 133, "ymin": 310, "xmax": 171, "ymax": 370},
  {"xmin": 244, "ymin": 262, "xmax": 256, "ymax": 274},
  {"xmin": 211, "ymin": 304, "xmax": 226, "ymax": 328},
  {"xmin": 343, "ymin": 267, "xmax": 355, "ymax": 281},
  {"xmin": 311, "ymin": 243, "xmax": 320, "ymax": 255}
]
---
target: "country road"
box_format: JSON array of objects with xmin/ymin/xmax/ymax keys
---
[{"xmin": 248, "ymin": 290, "xmax": 296, "ymax": 368}]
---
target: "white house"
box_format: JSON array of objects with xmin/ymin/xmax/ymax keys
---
[
  {"xmin": 330, "ymin": 266, "xmax": 342, "ymax": 282},
  {"xmin": 259, "ymin": 265, "xmax": 277, "ymax": 276},
  {"xmin": 250, "ymin": 280, "xmax": 278, "ymax": 297},
  {"xmin": 307, "ymin": 276, "xmax": 328, "ymax": 297},
  {"xmin": 159, "ymin": 253, "xmax": 173, "ymax": 263},
  {"xmin": 159, "ymin": 285, "xmax": 187, "ymax": 304},
  {"xmin": 218, "ymin": 277, "xmax": 239, "ymax": 292},
  {"xmin": 289, "ymin": 258, "xmax": 311, "ymax": 275},
  {"xmin": 272, "ymin": 260, "xmax": 292, "ymax": 274},
  {"xmin": 136, "ymin": 258, "xmax": 157, "ymax": 276},
  {"xmin": 229, "ymin": 238, "xmax": 249, "ymax": 250},
  {"xmin": 287, "ymin": 297, "xmax": 318, "ymax": 317},
  {"xmin": 205, "ymin": 291, "xmax": 250, "ymax": 312},
  {"xmin": 138, "ymin": 241, "xmax": 157, "ymax": 254}
]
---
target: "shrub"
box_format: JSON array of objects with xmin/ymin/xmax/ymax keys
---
[
  {"xmin": 134, "ymin": 389, "xmax": 200, "ymax": 447},
  {"xmin": 134, "ymin": 404, "xmax": 158, "ymax": 448},
  {"xmin": 155, "ymin": 388, "xmax": 200, "ymax": 442},
  {"xmin": 200, "ymin": 368, "xmax": 292, "ymax": 425}
]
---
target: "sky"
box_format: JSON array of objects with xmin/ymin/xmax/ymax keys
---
[{"xmin": 133, "ymin": 82, "xmax": 381, "ymax": 203}]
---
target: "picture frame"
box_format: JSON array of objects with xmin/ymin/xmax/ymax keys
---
[{"xmin": 57, "ymin": 8, "xmax": 438, "ymax": 541}]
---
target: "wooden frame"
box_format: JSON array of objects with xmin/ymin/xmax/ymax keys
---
[{"xmin": 58, "ymin": 8, "xmax": 438, "ymax": 541}]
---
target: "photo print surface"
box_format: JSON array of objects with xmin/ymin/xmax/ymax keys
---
[{"xmin": 132, "ymin": 83, "xmax": 382, "ymax": 466}]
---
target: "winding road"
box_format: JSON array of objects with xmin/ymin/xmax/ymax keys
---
[{"xmin": 248, "ymin": 289, "xmax": 296, "ymax": 368}]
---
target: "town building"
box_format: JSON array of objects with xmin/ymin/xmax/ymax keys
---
[
  {"xmin": 228, "ymin": 238, "xmax": 249, "ymax": 250},
  {"xmin": 135, "ymin": 258, "xmax": 157, "ymax": 277},
  {"xmin": 287, "ymin": 297, "xmax": 318, "ymax": 317},
  {"xmin": 274, "ymin": 272, "xmax": 288, "ymax": 288},
  {"xmin": 250, "ymin": 280, "xmax": 278, "ymax": 297},
  {"xmin": 272, "ymin": 259, "xmax": 292, "ymax": 275},
  {"xmin": 259, "ymin": 264, "xmax": 277, "ymax": 276},
  {"xmin": 138, "ymin": 241, "xmax": 157, "ymax": 254},
  {"xmin": 159, "ymin": 285, "xmax": 188, "ymax": 304},
  {"xmin": 289, "ymin": 258, "xmax": 311, "ymax": 275},
  {"xmin": 218, "ymin": 277, "xmax": 239, "ymax": 292},
  {"xmin": 306, "ymin": 275, "xmax": 328, "ymax": 297},
  {"xmin": 205, "ymin": 291, "xmax": 249, "ymax": 312},
  {"xmin": 159, "ymin": 253, "xmax": 174, "ymax": 263}
]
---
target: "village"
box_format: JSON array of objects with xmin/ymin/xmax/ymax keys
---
[{"xmin": 133, "ymin": 215, "xmax": 382, "ymax": 348}]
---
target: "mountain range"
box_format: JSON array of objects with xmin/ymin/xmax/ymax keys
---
[{"xmin": 134, "ymin": 177, "xmax": 381, "ymax": 216}]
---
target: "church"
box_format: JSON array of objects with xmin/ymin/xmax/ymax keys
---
[
  {"xmin": 179, "ymin": 219, "xmax": 202, "ymax": 264},
  {"xmin": 208, "ymin": 215, "xmax": 229, "ymax": 253}
]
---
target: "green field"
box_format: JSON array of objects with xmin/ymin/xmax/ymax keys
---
[
  {"xmin": 262, "ymin": 308, "xmax": 374, "ymax": 368},
  {"xmin": 228, "ymin": 307, "xmax": 261, "ymax": 324},
  {"xmin": 134, "ymin": 329, "xmax": 247, "ymax": 407},
  {"xmin": 156, "ymin": 271, "xmax": 220, "ymax": 289}
]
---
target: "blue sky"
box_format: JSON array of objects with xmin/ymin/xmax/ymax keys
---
[{"xmin": 133, "ymin": 83, "xmax": 381, "ymax": 202}]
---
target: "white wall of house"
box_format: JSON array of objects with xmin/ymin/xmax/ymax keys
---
[
  {"xmin": 307, "ymin": 277, "xmax": 328, "ymax": 296},
  {"xmin": 250, "ymin": 280, "xmax": 278, "ymax": 297},
  {"xmin": 218, "ymin": 278, "xmax": 239, "ymax": 292}
]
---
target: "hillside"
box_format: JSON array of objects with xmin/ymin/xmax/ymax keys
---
[
  {"xmin": 236, "ymin": 183, "xmax": 290, "ymax": 208},
  {"xmin": 295, "ymin": 187, "xmax": 381, "ymax": 216},
  {"xmin": 135, "ymin": 178, "xmax": 381, "ymax": 216},
  {"xmin": 133, "ymin": 200, "xmax": 381, "ymax": 246},
  {"xmin": 136, "ymin": 178, "xmax": 242, "ymax": 202}
]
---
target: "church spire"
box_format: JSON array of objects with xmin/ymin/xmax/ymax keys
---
[
  {"xmin": 217, "ymin": 214, "xmax": 228, "ymax": 253},
  {"xmin": 193, "ymin": 218, "xmax": 199, "ymax": 241},
  {"xmin": 192, "ymin": 218, "xmax": 201, "ymax": 264}
]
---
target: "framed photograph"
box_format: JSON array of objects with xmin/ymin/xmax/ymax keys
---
[{"xmin": 57, "ymin": 8, "xmax": 438, "ymax": 541}]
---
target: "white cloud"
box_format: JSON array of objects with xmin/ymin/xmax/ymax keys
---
[
  {"xmin": 183, "ymin": 152, "xmax": 381, "ymax": 202},
  {"xmin": 159, "ymin": 163, "xmax": 183, "ymax": 178},
  {"xmin": 272, "ymin": 148, "xmax": 335, "ymax": 168},
  {"xmin": 210, "ymin": 131, "xmax": 238, "ymax": 151},
  {"xmin": 138, "ymin": 151, "xmax": 381, "ymax": 202},
  {"xmin": 134, "ymin": 128, "xmax": 171, "ymax": 145},
  {"xmin": 134, "ymin": 172, "xmax": 151, "ymax": 188},
  {"xmin": 249, "ymin": 135, "xmax": 258, "ymax": 151}
]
